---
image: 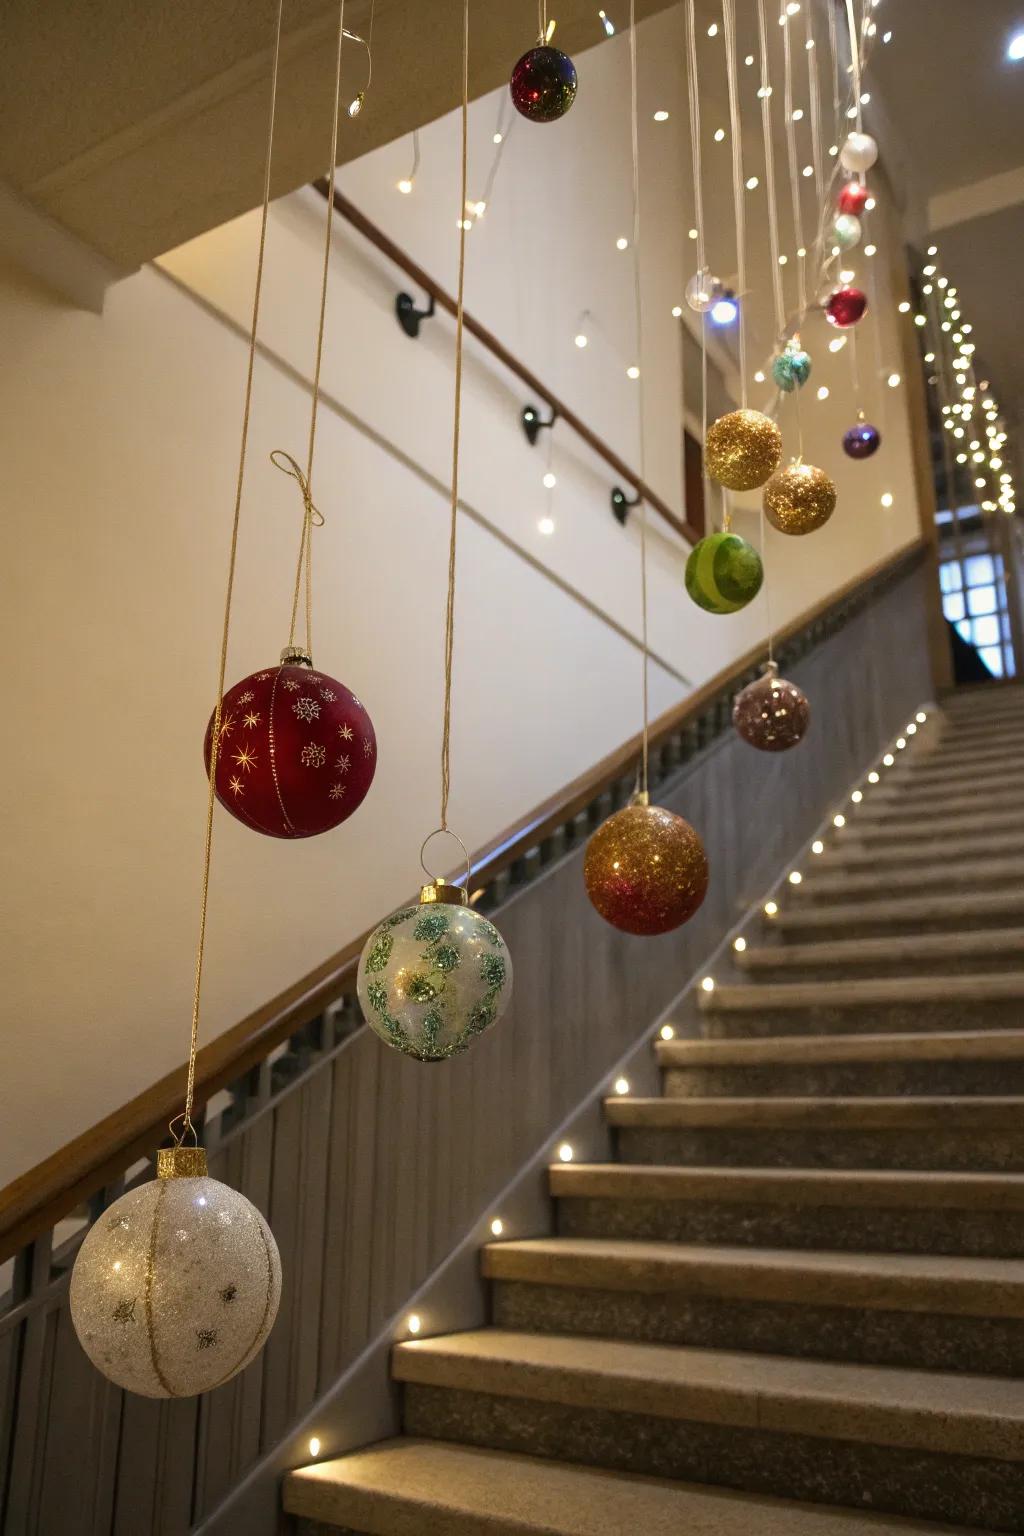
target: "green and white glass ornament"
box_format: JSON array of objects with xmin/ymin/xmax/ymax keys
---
[{"xmin": 358, "ymin": 877, "xmax": 513, "ymax": 1062}]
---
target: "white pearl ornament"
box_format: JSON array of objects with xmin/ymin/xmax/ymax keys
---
[
  {"xmin": 70, "ymin": 1148, "xmax": 281, "ymax": 1398},
  {"xmin": 840, "ymin": 132, "xmax": 878, "ymax": 173}
]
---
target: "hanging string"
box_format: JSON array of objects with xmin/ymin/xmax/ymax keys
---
[
  {"xmin": 286, "ymin": 0, "xmax": 347, "ymax": 659},
  {"xmin": 780, "ymin": 1, "xmax": 807, "ymax": 318},
  {"xmin": 628, "ymin": 0, "xmax": 650, "ymax": 795},
  {"xmin": 844, "ymin": 0, "xmax": 864, "ymax": 139},
  {"xmin": 683, "ymin": 0, "xmax": 712, "ymax": 529},
  {"xmin": 826, "ymin": 0, "xmax": 841, "ymax": 152},
  {"xmin": 754, "ymin": 0, "xmax": 786, "ymax": 343},
  {"xmin": 439, "ymin": 0, "xmax": 470, "ymax": 831},
  {"xmin": 720, "ymin": 0, "xmax": 749, "ymax": 406},
  {"xmin": 804, "ymin": 1, "xmax": 825, "ymax": 205},
  {"xmin": 177, "ymin": 0, "xmax": 285, "ymax": 1144}
]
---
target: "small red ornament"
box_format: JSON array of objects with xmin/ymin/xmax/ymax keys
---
[
  {"xmin": 825, "ymin": 286, "xmax": 868, "ymax": 328},
  {"xmin": 204, "ymin": 649, "xmax": 376, "ymax": 838},
  {"xmin": 838, "ymin": 181, "xmax": 869, "ymax": 216}
]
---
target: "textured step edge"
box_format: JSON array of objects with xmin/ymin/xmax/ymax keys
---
[
  {"xmin": 697, "ymin": 974, "xmax": 1024, "ymax": 1012},
  {"xmin": 484, "ymin": 1236, "xmax": 1024, "ymax": 1317},
  {"xmin": 772, "ymin": 891, "xmax": 1024, "ymax": 932},
  {"xmin": 737, "ymin": 934, "xmax": 1024, "ymax": 972},
  {"xmin": 656, "ymin": 1029, "xmax": 1024, "ymax": 1066},
  {"xmin": 793, "ymin": 859, "xmax": 1024, "ymax": 899},
  {"xmin": 605, "ymin": 1096, "xmax": 1024, "ymax": 1129}
]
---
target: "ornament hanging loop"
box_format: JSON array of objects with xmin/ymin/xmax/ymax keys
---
[
  {"xmin": 420, "ymin": 826, "xmax": 472, "ymax": 892},
  {"xmin": 271, "ymin": 450, "xmax": 326, "ymax": 528},
  {"xmin": 167, "ymin": 1110, "xmax": 201, "ymax": 1149}
]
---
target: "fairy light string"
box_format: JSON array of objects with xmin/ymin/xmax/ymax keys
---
[
  {"xmin": 628, "ymin": 0, "xmax": 651, "ymax": 794},
  {"xmin": 682, "ymin": 0, "xmax": 712, "ymax": 527},
  {"xmin": 720, "ymin": 0, "xmax": 749, "ymax": 407},
  {"xmin": 804, "ymin": 0, "xmax": 824, "ymax": 204},
  {"xmin": 754, "ymin": 0, "xmax": 786, "ymax": 343},
  {"xmin": 780, "ymin": 0, "xmax": 807, "ymax": 318},
  {"xmin": 439, "ymin": 0, "xmax": 470, "ymax": 832},
  {"xmin": 178, "ymin": 0, "xmax": 286, "ymax": 1143}
]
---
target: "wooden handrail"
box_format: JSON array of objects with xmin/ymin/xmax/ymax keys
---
[
  {"xmin": 314, "ymin": 179, "xmax": 702, "ymax": 547},
  {"xmin": 0, "ymin": 537, "xmax": 926, "ymax": 1261}
]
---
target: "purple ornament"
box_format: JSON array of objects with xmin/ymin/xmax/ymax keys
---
[
  {"xmin": 510, "ymin": 46, "xmax": 578, "ymax": 122},
  {"xmin": 843, "ymin": 421, "xmax": 882, "ymax": 460}
]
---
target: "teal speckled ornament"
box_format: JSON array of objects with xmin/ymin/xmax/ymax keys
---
[
  {"xmin": 685, "ymin": 530, "xmax": 764, "ymax": 615},
  {"xmin": 771, "ymin": 342, "xmax": 812, "ymax": 393}
]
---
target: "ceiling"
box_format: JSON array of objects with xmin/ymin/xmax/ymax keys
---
[
  {"xmin": 869, "ymin": 0, "xmax": 1024, "ymax": 433},
  {"xmin": 0, "ymin": 0, "xmax": 677, "ymax": 276}
]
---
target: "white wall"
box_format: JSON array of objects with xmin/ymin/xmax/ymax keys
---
[{"xmin": 0, "ymin": 6, "xmax": 920, "ymax": 1189}]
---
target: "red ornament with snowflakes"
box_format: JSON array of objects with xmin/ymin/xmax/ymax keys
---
[
  {"xmin": 837, "ymin": 180, "xmax": 870, "ymax": 216},
  {"xmin": 203, "ymin": 650, "xmax": 376, "ymax": 838}
]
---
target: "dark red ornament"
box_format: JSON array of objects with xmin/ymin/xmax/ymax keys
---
[
  {"xmin": 843, "ymin": 420, "xmax": 882, "ymax": 459},
  {"xmin": 733, "ymin": 662, "xmax": 810, "ymax": 753},
  {"xmin": 204, "ymin": 650, "xmax": 376, "ymax": 839},
  {"xmin": 825, "ymin": 286, "xmax": 868, "ymax": 328},
  {"xmin": 838, "ymin": 180, "xmax": 870, "ymax": 216},
  {"xmin": 510, "ymin": 46, "xmax": 578, "ymax": 123}
]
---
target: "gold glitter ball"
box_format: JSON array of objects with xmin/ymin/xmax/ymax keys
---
[
  {"xmin": 705, "ymin": 409, "xmax": 783, "ymax": 491},
  {"xmin": 584, "ymin": 802, "xmax": 709, "ymax": 936},
  {"xmin": 763, "ymin": 461, "xmax": 837, "ymax": 536}
]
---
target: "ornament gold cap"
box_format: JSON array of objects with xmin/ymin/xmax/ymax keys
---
[
  {"xmin": 280, "ymin": 646, "xmax": 313, "ymax": 668},
  {"xmin": 158, "ymin": 1147, "xmax": 208, "ymax": 1179},
  {"xmin": 630, "ymin": 789, "xmax": 651, "ymax": 808},
  {"xmin": 419, "ymin": 880, "xmax": 469, "ymax": 906}
]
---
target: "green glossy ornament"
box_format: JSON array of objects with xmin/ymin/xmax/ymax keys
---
[
  {"xmin": 771, "ymin": 342, "xmax": 812, "ymax": 393},
  {"xmin": 685, "ymin": 531, "xmax": 764, "ymax": 615}
]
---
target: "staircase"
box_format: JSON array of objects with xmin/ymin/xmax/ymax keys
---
[{"xmin": 285, "ymin": 687, "xmax": 1024, "ymax": 1536}]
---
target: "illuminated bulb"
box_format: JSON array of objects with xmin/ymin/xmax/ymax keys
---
[
  {"xmin": 708, "ymin": 21, "xmax": 719, "ymax": 35},
  {"xmin": 881, "ymin": 492, "xmax": 894, "ymax": 507},
  {"xmin": 868, "ymin": 771, "xmax": 880, "ymax": 783},
  {"xmin": 557, "ymin": 1143, "xmax": 574, "ymax": 1163},
  {"xmin": 626, "ymin": 365, "xmax": 640, "ymax": 380},
  {"xmin": 746, "ymin": 176, "xmax": 759, "ymax": 190},
  {"xmin": 754, "ymin": 370, "xmax": 766, "ymax": 383},
  {"xmin": 671, "ymin": 305, "xmax": 683, "ymax": 318},
  {"xmin": 616, "ymin": 236, "xmax": 629, "ymax": 250},
  {"xmin": 490, "ymin": 1217, "xmax": 505, "ymax": 1236},
  {"xmin": 575, "ymin": 332, "xmax": 588, "ymax": 348},
  {"xmin": 688, "ymin": 228, "xmax": 698, "ymax": 240},
  {"xmin": 614, "ymin": 1077, "xmax": 630, "ymax": 1095},
  {"xmin": 778, "ymin": 254, "xmax": 788, "ymax": 266},
  {"xmin": 812, "ymin": 840, "xmax": 824, "ymax": 855},
  {"xmin": 764, "ymin": 901, "xmax": 779, "ymax": 917},
  {"xmin": 851, "ymin": 790, "xmax": 863, "ymax": 803},
  {"xmin": 653, "ymin": 109, "xmax": 670, "ymax": 121},
  {"xmin": 701, "ymin": 976, "xmax": 716, "ymax": 992},
  {"xmin": 407, "ymin": 1314, "xmax": 422, "ymax": 1335},
  {"xmin": 906, "ymin": 723, "xmax": 917, "ymax": 735},
  {"xmin": 537, "ymin": 516, "xmax": 556, "ymax": 536},
  {"xmin": 542, "ymin": 471, "xmax": 557, "ymax": 489},
  {"xmin": 788, "ymin": 871, "xmax": 803, "ymax": 885},
  {"xmin": 817, "ymin": 386, "xmax": 830, "ymax": 401},
  {"xmin": 802, "ymin": 164, "xmax": 813, "ymax": 177},
  {"xmin": 914, "ymin": 315, "xmax": 926, "ymax": 327},
  {"xmin": 397, "ymin": 178, "xmax": 413, "ymax": 195},
  {"xmin": 829, "ymin": 337, "xmax": 847, "ymax": 353},
  {"xmin": 348, "ymin": 94, "xmax": 364, "ymax": 117},
  {"xmin": 833, "ymin": 814, "xmax": 846, "ymax": 829},
  {"xmin": 733, "ymin": 936, "xmax": 748, "ymax": 951},
  {"xmin": 309, "ymin": 1437, "xmax": 321, "ymax": 1457},
  {"xmin": 599, "ymin": 9, "xmax": 615, "ymax": 35},
  {"xmin": 793, "ymin": 108, "xmax": 804, "ymax": 121},
  {"xmin": 896, "ymin": 738, "xmax": 907, "ymax": 750},
  {"xmin": 660, "ymin": 1024, "xmax": 675, "ymax": 1040},
  {"xmin": 883, "ymin": 752, "xmax": 895, "ymax": 766},
  {"xmin": 714, "ymin": 127, "xmax": 726, "ymax": 141}
]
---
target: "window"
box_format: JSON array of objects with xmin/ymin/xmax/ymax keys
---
[{"xmin": 939, "ymin": 550, "xmax": 1016, "ymax": 679}]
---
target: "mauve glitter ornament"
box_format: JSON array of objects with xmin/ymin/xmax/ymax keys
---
[
  {"xmin": 204, "ymin": 648, "xmax": 376, "ymax": 839},
  {"xmin": 705, "ymin": 409, "xmax": 783, "ymax": 492},
  {"xmin": 764, "ymin": 462, "xmax": 837, "ymax": 536},
  {"xmin": 585, "ymin": 797, "xmax": 709, "ymax": 937},
  {"xmin": 733, "ymin": 661, "xmax": 810, "ymax": 753},
  {"xmin": 70, "ymin": 1148, "xmax": 281, "ymax": 1398},
  {"xmin": 510, "ymin": 46, "xmax": 578, "ymax": 122},
  {"xmin": 838, "ymin": 180, "xmax": 870, "ymax": 216},
  {"xmin": 825, "ymin": 286, "xmax": 868, "ymax": 328},
  {"xmin": 843, "ymin": 419, "xmax": 882, "ymax": 459}
]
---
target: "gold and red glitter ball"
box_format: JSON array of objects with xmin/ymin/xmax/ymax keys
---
[
  {"xmin": 705, "ymin": 409, "xmax": 783, "ymax": 492},
  {"xmin": 584, "ymin": 802, "xmax": 709, "ymax": 937},
  {"xmin": 510, "ymin": 46, "xmax": 578, "ymax": 122},
  {"xmin": 733, "ymin": 662, "xmax": 810, "ymax": 752},
  {"xmin": 763, "ymin": 462, "xmax": 837, "ymax": 536},
  {"xmin": 204, "ymin": 658, "xmax": 375, "ymax": 838}
]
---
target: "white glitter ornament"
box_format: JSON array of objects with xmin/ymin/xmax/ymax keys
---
[
  {"xmin": 70, "ymin": 1148, "xmax": 281, "ymax": 1398},
  {"xmin": 359, "ymin": 881, "xmax": 513, "ymax": 1060},
  {"xmin": 840, "ymin": 132, "xmax": 878, "ymax": 173}
]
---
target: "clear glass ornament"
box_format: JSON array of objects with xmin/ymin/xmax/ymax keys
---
[
  {"xmin": 359, "ymin": 883, "xmax": 513, "ymax": 1061},
  {"xmin": 685, "ymin": 268, "xmax": 719, "ymax": 313},
  {"xmin": 70, "ymin": 1149, "xmax": 281, "ymax": 1398},
  {"xmin": 833, "ymin": 213, "xmax": 862, "ymax": 251}
]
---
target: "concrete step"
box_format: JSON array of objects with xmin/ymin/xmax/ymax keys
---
[
  {"xmin": 816, "ymin": 829, "xmax": 1024, "ymax": 870},
  {"xmin": 547, "ymin": 1159, "xmax": 1024, "ymax": 1257},
  {"xmin": 658, "ymin": 1028, "xmax": 1024, "ymax": 1098},
  {"xmin": 695, "ymin": 974, "xmax": 1024, "ymax": 1038},
  {"xmin": 395, "ymin": 1330, "xmax": 1024, "ymax": 1531},
  {"xmin": 283, "ymin": 1438, "xmax": 979, "ymax": 1536},
  {"xmin": 771, "ymin": 888, "xmax": 1024, "ymax": 942},
  {"xmin": 844, "ymin": 785, "xmax": 1022, "ymax": 822},
  {"xmin": 900, "ymin": 758, "xmax": 1020, "ymax": 791},
  {"xmin": 487, "ymin": 1234, "xmax": 1024, "ymax": 1373},
  {"xmin": 792, "ymin": 856, "xmax": 1024, "ymax": 904},
  {"xmin": 736, "ymin": 930, "xmax": 1024, "ymax": 981},
  {"xmin": 606, "ymin": 1095, "xmax": 1024, "ymax": 1172},
  {"xmin": 912, "ymin": 742, "xmax": 1024, "ymax": 775},
  {"xmin": 940, "ymin": 720, "xmax": 1024, "ymax": 749},
  {"xmin": 837, "ymin": 805, "xmax": 1024, "ymax": 845}
]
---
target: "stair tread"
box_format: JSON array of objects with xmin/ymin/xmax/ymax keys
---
[
  {"xmin": 484, "ymin": 1234, "xmax": 1024, "ymax": 1313},
  {"xmin": 606, "ymin": 1096, "xmax": 1024, "ymax": 1128},
  {"xmin": 773, "ymin": 889, "xmax": 1024, "ymax": 929},
  {"xmin": 737, "ymin": 932, "xmax": 1024, "ymax": 969},
  {"xmin": 798, "ymin": 856, "xmax": 1024, "ymax": 895},
  {"xmin": 392, "ymin": 1330, "xmax": 1024, "ymax": 1460},
  {"xmin": 657, "ymin": 1028, "xmax": 1024, "ymax": 1064},
  {"xmin": 699, "ymin": 973, "xmax": 1024, "ymax": 1011},
  {"xmin": 283, "ymin": 1438, "xmax": 976, "ymax": 1535},
  {"xmin": 548, "ymin": 1161, "xmax": 1024, "ymax": 1209}
]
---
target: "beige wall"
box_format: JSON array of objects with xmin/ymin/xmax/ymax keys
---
[{"xmin": 0, "ymin": 7, "xmax": 920, "ymax": 1188}]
